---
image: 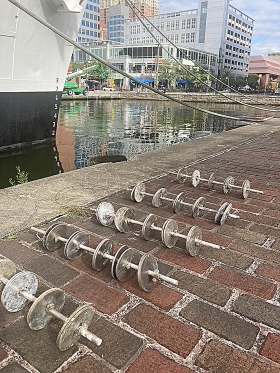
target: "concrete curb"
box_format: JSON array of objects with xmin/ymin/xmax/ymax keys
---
[{"xmin": 0, "ymin": 119, "xmax": 279, "ymax": 239}]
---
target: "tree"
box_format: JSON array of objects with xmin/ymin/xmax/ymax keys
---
[
  {"xmin": 158, "ymin": 60, "xmax": 178, "ymax": 89},
  {"xmin": 247, "ymin": 74, "xmax": 259, "ymax": 90},
  {"xmin": 69, "ymin": 61, "xmax": 111, "ymax": 85}
]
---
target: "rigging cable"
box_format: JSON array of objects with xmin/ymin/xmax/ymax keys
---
[
  {"xmin": 7, "ymin": 0, "xmax": 276, "ymax": 122},
  {"xmin": 125, "ymin": 0, "xmax": 280, "ymax": 113}
]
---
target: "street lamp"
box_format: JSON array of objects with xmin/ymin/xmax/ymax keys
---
[{"xmin": 257, "ymin": 74, "xmax": 262, "ymax": 97}]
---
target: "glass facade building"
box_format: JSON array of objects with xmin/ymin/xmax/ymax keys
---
[
  {"xmin": 77, "ymin": 0, "xmax": 100, "ymax": 43},
  {"xmin": 125, "ymin": 0, "xmax": 254, "ymax": 76}
]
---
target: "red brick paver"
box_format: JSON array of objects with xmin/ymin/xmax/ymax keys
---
[
  {"xmin": 2, "ymin": 127, "xmax": 280, "ymax": 373},
  {"xmin": 127, "ymin": 348, "xmax": 194, "ymax": 373},
  {"xmin": 260, "ymin": 333, "xmax": 280, "ymax": 365},
  {"xmin": 196, "ymin": 340, "xmax": 280, "ymax": 373},
  {"xmin": 124, "ymin": 304, "xmax": 201, "ymax": 357},
  {"xmin": 209, "ymin": 266, "xmax": 277, "ymax": 299},
  {"xmin": 63, "ymin": 274, "xmax": 129, "ymax": 315},
  {"xmin": 0, "ymin": 346, "xmax": 8, "ymax": 362}
]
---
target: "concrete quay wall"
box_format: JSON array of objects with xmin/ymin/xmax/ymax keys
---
[
  {"xmin": 1, "ymin": 119, "xmax": 279, "ymax": 239},
  {"xmin": 62, "ymin": 91, "xmax": 280, "ymax": 105}
]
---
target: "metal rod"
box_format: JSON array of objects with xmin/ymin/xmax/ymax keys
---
[
  {"xmin": 249, "ymin": 188, "xmax": 264, "ymax": 194},
  {"xmin": 228, "ymin": 212, "xmax": 240, "ymax": 219},
  {"xmin": 199, "ymin": 177, "xmax": 210, "ymax": 183},
  {"xmin": 212, "ymin": 180, "xmax": 223, "ymax": 186},
  {"xmin": 76, "ymin": 241, "xmax": 115, "ymax": 261},
  {"xmin": 31, "ymin": 227, "xmax": 45, "ymax": 235},
  {"xmin": 172, "ymin": 231, "xmax": 186, "ymax": 239},
  {"xmin": 229, "ymin": 183, "xmax": 263, "ymax": 194},
  {"xmin": 122, "ymin": 261, "xmax": 178, "ymax": 286},
  {"xmin": 55, "ymin": 235, "xmax": 68, "ymax": 243},
  {"xmin": 101, "ymin": 252, "xmax": 114, "ymax": 261},
  {"xmin": 180, "ymin": 200, "xmax": 192, "ymax": 208},
  {"xmin": 19, "ymin": 290, "xmax": 37, "ymax": 302},
  {"xmin": 195, "ymin": 239, "xmax": 221, "ymax": 250},
  {"xmin": 47, "ymin": 305, "xmax": 102, "ymax": 346},
  {"xmin": 1, "ymin": 270, "xmax": 102, "ymax": 344},
  {"xmin": 76, "ymin": 242, "xmax": 96, "ymax": 255},
  {"xmin": 0, "ymin": 274, "xmax": 8, "ymax": 285},
  {"xmin": 155, "ymin": 272, "xmax": 178, "ymax": 285},
  {"xmin": 80, "ymin": 327, "xmax": 102, "ymax": 346},
  {"xmin": 127, "ymin": 218, "xmax": 144, "ymax": 226},
  {"xmin": 150, "ymin": 223, "xmax": 162, "ymax": 232},
  {"xmin": 161, "ymin": 196, "xmax": 174, "ymax": 203}
]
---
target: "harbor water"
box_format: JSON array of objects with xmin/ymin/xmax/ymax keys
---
[{"xmin": 0, "ymin": 99, "xmax": 262, "ymax": 189}]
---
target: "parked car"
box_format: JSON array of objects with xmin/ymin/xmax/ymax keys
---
[{"xmin": 103, "ymin": 87, "xmax": 116, "ymax": 91}]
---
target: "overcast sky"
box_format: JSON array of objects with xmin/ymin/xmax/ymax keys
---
[{"xmin": 160, "ymin": 0, "xmax": 280, "ymax": 56}]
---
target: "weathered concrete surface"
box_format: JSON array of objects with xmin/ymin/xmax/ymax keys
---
[{"xmin": 0, "ymin": 119, "xmax": 279, "ymax": 239}]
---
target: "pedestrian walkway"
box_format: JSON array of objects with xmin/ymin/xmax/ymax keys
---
[{"xmin": 0, "ymin": 120, "xmax": 280, "ymax": 372}]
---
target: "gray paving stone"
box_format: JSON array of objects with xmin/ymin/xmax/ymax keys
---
[
  {"xmin": 82, "ymin": 317, "xmax": 143, "ymax": 369},
  {"xmin": 172, "ymin": 270, "xmax": 232, "ymax": 306},
  {"xmin": 0, "ymin": 240, "xmax": 41, "ymax": 266},
  {"xmin": 63, "ymin": 355, "xmax": 113, "ymax": 373},
  {"xmin": 23, "ymin": 255, "xmax": 80, "ymax": 287},
  {"xmin": 0, "ymin": 302, "xmax": 24, "ymax": 328},
  {"xmin": 233, "ymin": 294, "xmax": 280, "ymax": 330},
  {"xmin": 199, "ymin": 246, "xmax": 253, "ymax": 270},
  {"xmin": 0, "ymin": 317, "xmax": 77, "ymax": 373},
  {"xmin": 180, "ymin": 299, "xmax": 259, "ymax": 349}
]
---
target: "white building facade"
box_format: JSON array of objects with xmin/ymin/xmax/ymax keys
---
[
  {"xmin": 125, "ymin": 0, "xmax": 254, "ymax": 76},
  {"xmin": 77, "ymin": 0, "xmax": 100, "ymax": 43}
]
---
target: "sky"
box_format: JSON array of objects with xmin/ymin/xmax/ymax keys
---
[{"xmin": 160, "ymin": 0, "xmax": 280, "ymax": 56}]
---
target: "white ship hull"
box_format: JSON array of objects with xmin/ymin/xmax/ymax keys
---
[{"xmin": 0, "ymin": 0, "xmax": 85, "ymax": 150}]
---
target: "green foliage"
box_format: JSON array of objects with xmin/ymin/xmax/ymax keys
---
[
  {"xmin": 69, "ymin": 61, "xmax": 110, "ymax": 84},
  {"xmin": 158, "ymin": 60, "xmax": 178, "ymax": 88},
  {"xmin": 247, "ymin": 74, "xmax": 260, "ymax": 89},
  {"xmin": 70, "ymin": 61, "xmax": 84, "ymax": 72},
  {"xmin": 158, "ymin": 60, "xmax": 210, "ymax": 90},
  {"xmin": 59, "ymin": 205, "xmax": 89, "ymax": 218},
  {"xmin": 1, "ymin": 233, "xmax": 18, "ymax": 242},
  {"xmin": 9, "ymin": 166, "xmax": 29, "ymax": 186}
]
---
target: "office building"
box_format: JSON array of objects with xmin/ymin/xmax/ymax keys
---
[
  {"xmin": 125, "ymin": 0, "xmax": 254, "ymax": 76},
  {"xmin": 100, "ymin": 0, "xmax": 158, "ymax": 26},
  {"xmin": 77, "ymin": 0, "xmax": 100, "ymax": 43}
]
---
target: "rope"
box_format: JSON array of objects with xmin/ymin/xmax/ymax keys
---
[
  {"xmin": 125, "ymin": 0, "xmax": 280, "ymax": 113},
  {"xmin": 7, "ymin": 0, "xmax": 274, "ymax": 122}
]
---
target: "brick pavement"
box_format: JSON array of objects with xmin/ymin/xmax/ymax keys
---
[{"xmin": 0, "ymin": 129, "xmax": 280, "ymax": 372}]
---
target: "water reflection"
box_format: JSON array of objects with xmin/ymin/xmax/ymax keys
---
[
  {"xmin": 0, "ymin": 99, "xmax": 259, "ymax": 189},
  {"xmin": 0, "ymin": 145, "xmax": 62, "ymax": 189},
  {"xmin": 56, "ymin": 99, "xmax": 250, "ymax": 173}
]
